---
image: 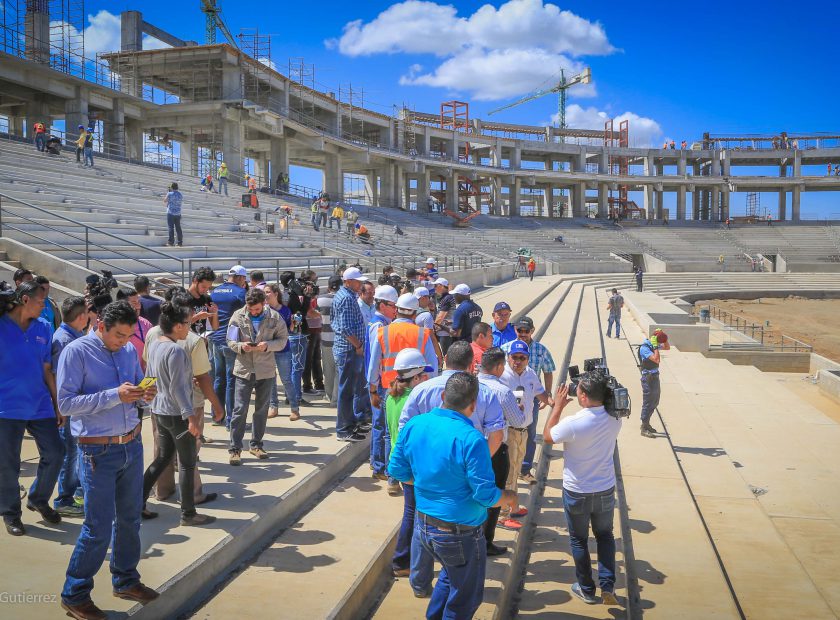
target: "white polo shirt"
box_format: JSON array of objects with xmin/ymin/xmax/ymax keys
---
[
  {"xmin": 500, "ymin": 365, "xmax": 544, "ymax": 428},
  {"xmin": 549, "ymin": 405, "xmax": 621, "ymax": 493}
]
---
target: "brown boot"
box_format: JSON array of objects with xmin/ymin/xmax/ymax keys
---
[
  {"xmin": 113, "ymin": 582, "xmax": 159, "ymax": 604},
  {"xmin": 61, "ymin": 599, "xmax": 107, "ymax": 620}
]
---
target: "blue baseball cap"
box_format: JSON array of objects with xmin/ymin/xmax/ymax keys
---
[
  {"xmin": 493, "ymin": 301, "xmax": 511, "ymax": 313},
  {"xmin": 507, "ymin": 340, "xmax": 530, "ymax": 356}
]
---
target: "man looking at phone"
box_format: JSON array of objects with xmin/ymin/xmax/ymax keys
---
[
  {"xmin": 56, "ymin": 300, "xmax": 159, "ymax": 619},
  {"xmin": 542, "ymin": 372, "xmax": 622, "ymax": 606}
]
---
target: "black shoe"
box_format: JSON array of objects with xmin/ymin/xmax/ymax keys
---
[
  {"xmin": 141, "ymin": 508, "xmax": 159, "ymax": 520},
  {"xmin": 27, "ymin": 502, "xmax": 61, "ymax": 524},
  {"xmin": 4, "ymin": 518, "xmax": 25, "ymax": 536},
  {"xmin": 486, "ymin": 543, "xmax": 508, "ymax": 556},
  {"xmin": 337, "ymin": 432, "xmax": 366, "ymax": 442},
  {"xmin": 356, "ymin": 422, "xmax": 372, "ymax": 433}
]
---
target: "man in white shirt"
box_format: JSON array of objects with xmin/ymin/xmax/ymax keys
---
[
  {"xmin": 543, "ymin": 371, "xmax": 622, "ymax": 606},
  {"xmin": 499, "ymin": 340, "xmax": 552, "ymax": 526}
]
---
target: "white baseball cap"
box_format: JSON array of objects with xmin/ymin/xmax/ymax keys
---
[
  {"xmin": 229, "ymin": 265, "xmax": 247, "ymax": 277},
  {"xmin": 396, "ymin": 293, "xmax": 419, "ymax": 312},
  {"xmin": 452, "ymin": 283, "xmax": 471, "ymax": 295},
  {"xmin": 433, "ymin": 278, "xmax": 449, "ymax": 287},
  {"xmin": 342, "ymin": 267, "xmax": 369, "ymax": 282},
  {"xmin": 426, "ymin": 257, "xmax": 437, "ymax": 265},
  {"xmin": 414, "ymin": 287, "xmax": 430, "ymax": 298},
  {"xmin": 373, "ymin": 285, "xmax": 399, "ymax": 303}
]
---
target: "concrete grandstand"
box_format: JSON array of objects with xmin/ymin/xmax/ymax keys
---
[{"xmin": 1, "ymin": 5, "xmax": 840, "ymax": 620}]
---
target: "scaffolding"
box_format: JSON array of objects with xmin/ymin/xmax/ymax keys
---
[
  {"xmin": 337, "ymin": 82, "xmax": 365, "ymax": 143},
  {"xmin": 238, "ymin": 28, "xmax": 272, "ymax": 106},
  {"xmin": 48, "ymin": 0, "xmax": 84, "ymax": 74},
  {"xmin": 440, "ymin": 100, "xmax": 470, "ymax": 162},
  {"xmin": 287, "ymin": 57, "xmax": 316, "ymax": 121},
  {"xmin": 605, "ymin": 118, "xmax": 640, "ymax": 219},
  {"xmin": 746, "ymin": 192, "xmax": 760, "ymax": 217}
]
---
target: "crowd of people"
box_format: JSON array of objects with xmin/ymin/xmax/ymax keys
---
[{"xmin": 0, "ymin": 257, "xmax": 639, "ymax": 619}]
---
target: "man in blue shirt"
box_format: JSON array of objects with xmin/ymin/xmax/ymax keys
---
[
  {"xmin": 331, "ymin": 267, "xmax": 370, "ymax": 441},
  {"xmin": 639, "ymin": 329, "xmax": 669, "ymax": 438},
  {"xmin": 51, "ymin": 296, "xmax": 89, "ymax": 517},
  {"xmin": 389, "ymin": 372, "xmax": 516, "ymax": 619},
  {"xmin": 164, "ymin": 181, "xmax": 184, "ymax": 247},
  {"xmin": 134, "ymin": 275, "xmax": 161, "ymax": 326},
  {"xmin": 450, "ymin": 284, "xmax": 483, "ymax": 343},
  {"xmin": 35, "ymin": 274, "xmax": 61, "ymax": 332},
  {"xmin": 57, "ymin": 300, "xmax": 160, "ymax": 618},
  {"xmin": 210, "ymin": 265, "xmax": 247, "ymax": 427},
  {"xmin": 491, "ymin": 301, "xmax": 516, "ymax": 347},
  {"xmin": 0, "ymin": 281, "xmax": 64, "ymax": 537}
]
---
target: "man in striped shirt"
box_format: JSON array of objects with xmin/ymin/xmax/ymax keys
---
[{"xmin": 317, "ymin": 276, "xmax": 342, "ymax": 404}]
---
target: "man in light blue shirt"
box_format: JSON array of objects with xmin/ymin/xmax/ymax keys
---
[
  {"xmin": 57, "ymin": 301, "xmax": 160, "ymax": 617},
  {"xmin": 164, "ymin": 182, "xmax": 184, "ymax": 247},
  {"xmin": 357, "ymin": 280, "xmax": 375, "ymax": 326},
  {"xmin": 389, "ymin": 372, "xmax": 516, "ymax": 619}
]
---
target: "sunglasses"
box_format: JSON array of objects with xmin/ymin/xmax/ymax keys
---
[{"xmin": 515, "ymin": 327, "xmax": 532, "ymax": 334}]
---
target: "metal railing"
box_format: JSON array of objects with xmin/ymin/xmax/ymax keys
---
[
  {"xmin": 0, "ymin": 190, "xmax": 187, "ymax": 284},
  {"xmin": 698, "ymin": 303, "xmax": 813, "ymax": 352}
]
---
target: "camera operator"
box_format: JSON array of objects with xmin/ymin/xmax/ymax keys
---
[
  {"xmin": 543, "ymin": 371, "xmax": 621, "ymax": 606},
  {"xmin": 639, "ymin": 329, "xmax": 669, "ymax": 438}
]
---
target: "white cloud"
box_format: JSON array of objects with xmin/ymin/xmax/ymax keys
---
[
  {"xmin": 333, "ymin": 0, "xmax": 613, "ymax": 58},
  {"xmin": 257, "ymin": 57, "xmax": 278, "ymax": 71},
  {"xmin": 558, "ymin": 104, "xmax": 663, "ymax": 147},
  {"xmin": 83, "ymin": 10, "xmax": 122, "ymax": 54},
  {"xmin": 143, "ymin": 35, "xmax": 171, "ymax": 51}
]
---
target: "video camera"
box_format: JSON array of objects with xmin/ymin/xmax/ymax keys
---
[
  {"xmin": 85, "ymin": 270, "xmax": 118, "ymax": 291},
  {"xmin": 567, "ymin": 357, "xmax": 631, "ymax": 419}
]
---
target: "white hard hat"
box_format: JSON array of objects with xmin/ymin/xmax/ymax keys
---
[
  {"xmin": 373, "ymin": 285, "xmax": 399, "ymax": 303},
  {"xmin": 396, "ymin": 293, "xmax": 419, "ymax": 312},
  {"xmin": 426, "ymin": 257, "xmax": 436, "ymax": 265},
  {"xmin": 394, "ymin": 348, "xmax": 433, "ymax": 378},
  {"xmin": 452, "ymin": 283, "xmax": 471, "ymax": 295}
]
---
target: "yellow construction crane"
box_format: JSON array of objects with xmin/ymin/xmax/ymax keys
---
[
  {"xmin": 488, "ymin": 67, "xmax": 591, "ymax": 132},
  {"xmin": 200, "ymin": 0, "xmax": 239, "ymax": 49}
]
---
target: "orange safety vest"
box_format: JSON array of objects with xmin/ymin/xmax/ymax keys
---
[{"xmin": 377, "ymin": 322, "xmax": 432, "ymax": 387}]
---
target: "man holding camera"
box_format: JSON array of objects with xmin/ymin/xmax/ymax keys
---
[
  {"xmin": 543, "ymin": 372, "xmax": 622, "ymax": 606},
  {"xmin": 639, "ymin": 329, "xmax": 669, "ymax": 438}
]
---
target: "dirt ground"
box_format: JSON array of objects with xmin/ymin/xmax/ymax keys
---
[{"xmin": 696, "ymin": 297, "xmax": 840, "ymax": 363}]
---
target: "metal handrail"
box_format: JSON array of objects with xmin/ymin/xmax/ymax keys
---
[{"xmin": 0, "ymin": 190, "xmax": 186, "ymax": 284}]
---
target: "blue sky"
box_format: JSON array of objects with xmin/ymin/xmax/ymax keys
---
[{"xmin": 73, "ymin": 1, "xmax": 840, "ymax": 217}]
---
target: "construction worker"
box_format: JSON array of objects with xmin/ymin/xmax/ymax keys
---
[
  {"xmin": 74, "ymin": 125, "xmax": 87, "ymax": 163},
  {"xmin": 330, "ymin": 203, "xmax": 344, "ymax": 231},
  {"xmin": 639, "ymin": 329, "xmax": 670, "ymax": 438},
  {"xmin": 367, "ymin": 293, "xmax": 438, "ymax": 495},
  {"xmin": 218, "ymin": 162, "xmax": 229, "ymax": 196},
  {"xmin": 247, "ymin": 176, "xmax": 257, "ymax": 194},
  {"xmin": 345, "ymin": 208, "xmax": 358, "ymax": 236},
  {"xmin": 33, "ymin": 120, "xmax": 47, "ymax": 152}
]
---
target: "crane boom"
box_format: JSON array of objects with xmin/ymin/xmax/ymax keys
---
[
  {"xmin": 200, "ymin": 0, "xmax": 239, "ymax": 49},
  {"xmin": 487, "ymin": 67, "xmax": 591, "ymax": 126}
]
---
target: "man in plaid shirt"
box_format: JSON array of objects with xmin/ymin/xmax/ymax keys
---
[
  {"xmin": 331, "ymin": 268, "xmax": 371, "ymax": 442},
  {"xmin": 502, "ymin": 316, "xmax": 555, "ymax": 483}
]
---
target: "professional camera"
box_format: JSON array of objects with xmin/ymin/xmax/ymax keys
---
[
  {"xmin": 567, "ymin": 357, "xmax": 631, "ymax": 419},
  {"xmin": 84, "ymin": 269, "xmax": 118, "ymax": 291},
  {"xmin": 282, "ymin": 272, "xmax": 320, "ymax": 298}
]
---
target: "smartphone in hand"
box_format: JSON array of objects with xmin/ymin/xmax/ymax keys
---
[{"xmin": 138, "ymin": 377, "xmax": 158, "ymax": 390}]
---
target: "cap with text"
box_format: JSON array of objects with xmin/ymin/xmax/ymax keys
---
[{"xmin": 507, "ymin": 340, "xmax": 530, "ymax": 357}]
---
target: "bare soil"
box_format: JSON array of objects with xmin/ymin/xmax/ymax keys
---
[{"xmin": 697, "ymin": 297, "xmax": 840, "ymax": 363}]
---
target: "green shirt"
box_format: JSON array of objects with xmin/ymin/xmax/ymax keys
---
[{"xmin": 386, "ymin": 389, "xmax": 413, "ymax": 450}]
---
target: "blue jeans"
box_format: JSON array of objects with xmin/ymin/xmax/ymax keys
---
[
  {"xmin": 354, "ymin": 353, "xmax": 372, "ymax": 423},
  {"xmin": 607, "ymin": 314, "xmax": 621, "ymax": 338},
  {"xmin": 289, "ymin": 335, "xmax": 308, "ymax": 409},
  {"xmin": 167, "ymin": 213, "xmax": 183, "ymax": 245},
  {"xmin": 394, "ymin": 485, "xmax": 434, "ymax": 595},
  {"xmin": 0, "ymin": 418, "xmax": 64, "ymax": 519},
  {"xmin": 335, "ymin": 350, "xmax": 363, "ymax": 436},
  {"xmin": 562, "ymin": 486, "xmax": 616, "ymax": 596},
  {"xmin": 415, "ymin": 517, "xmax": 486, "ymax": 620},
  {"xmin": 370, "ymin": 386, "xmax": 389, "ymax": 474},
  {"xmin": 521, "ymin": 399, "xmax": 540, "ymax": 476},
  {"xmin": 54, "ymin": 424, "xmax": 83, "ymax": 508},
  {"xmin": 35, "ymin": 133, "xmax": 46, "ymax": 151},
  {"xmin": 83, "ymin": 146, "xmax": 93, "ymax": 167},
  {"xmin": 62, "ymin": 437, "xmax": 144, "ymax": 605},
  {"xmin": 269, "ymin": 349, "xmax": 299, "ymax": 411},
  {"xmin": 640, "ymin": 372, "xmax": 661, "ymax": 425},
  {"xmin": 219, "ymin": 176, "xmax": 228, "ymax": 196},
  {"xmin": 211, "ymin": 341, "xmax": 237, "ymax": 426}
]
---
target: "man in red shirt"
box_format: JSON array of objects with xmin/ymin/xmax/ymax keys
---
[
  {"xmin": 470, "ymin": 322, "xmax": 493, "ymax": 374},
  {"xmin": 33, "ymin": 121, "xmax": 47, "ymax": 152}
]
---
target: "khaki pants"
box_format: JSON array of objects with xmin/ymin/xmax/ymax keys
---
[
  {"xmin": 151, "ymin": 408, "xmax": 205, "ymax": 501},
  {"xmin": 505, "ymin": 427, "xmax": 528, "ymax": 493}
]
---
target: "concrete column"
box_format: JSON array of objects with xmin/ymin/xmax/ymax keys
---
[
  {"xmin": 64, "ymin": 87, "xmax": 90, "ymax": 147},
  {"xmin": 25, "ymin": 96, "xmax": 51, "ymax": 134},
  {"xmin": 711, "ymin": 187, "xmax": 720, "ymax": 221},
  {"xmin": 692, "ymin": 163, "xmax": 701, "ymax": 220},
  {"xmin": 254, "ymin": 154, "xmax": 269, "ymax": 187},
  {"xmin": 793, "ymin": 150, "xmax": 802, "ymax": 177},
  {"xmin": 721, "ymin": 150, "xmax": 731, "ymax": 176},
  {"xmin": 711, "ymin": 156, "xmax": 721, "ymax": 177},
  {"xmin": 490, "ymin": 177, "xmax": 502, "ymax": 215},
  {"xmin": 25, "ymin": 2, "xmax": 50, "ymax": 64},
  {"xmin": 677, "ymin": 153, "xmax": 687, "ymax": 220},
  {"xmin": 381, "ymin": 164, "xmax": 395, "ymax": 206},
  {"xmin": 103, "ymin": 99, "xmax": 125, "ymax": 157},
  {"xmin": 180, "ymin": 136, "xmax": 196, "ymax": 177},
  {"xmin": 491, "ymin": 140, "xmax": 502, "ymax": 167},
  {"xmin": 120, "ymin": 11, "xmax": 143, "ymax": 52},
  {"xmin": 446, "ymin": 170, "xmax": 458, "ymax": 212},
  {"xmin": 597, "ymin": 182, "xmax": 608, "ymax": 218},
  {"xmin": 654, "ymin": 164, "xmax": 664, "ymax": 220},
  {"xmin": 324, "ymin": 152, "xmax": 342, "ymax": 199},
  {"xmin": 721, "ymin": 187, "xmax": 730, "ymax": 222},
  {"xmin": 269, "ymin": 137, "xmax": 289, "ymax": 186},
  {"xmin": 421, "ymin": 127, "xmax": 431, "ymax": 156},
  {"xmin": 643, "ymin": 155, "xmax": 655, "ymax": 220},
  {"xmin": 222, "ymin": 119, "xmax": 243, "ymax": 181},
  {"xmin": 222, "ymin": 65, "xmax": 243, "ymax": 100},
  {"xmin": 778, "ymin": 164, "xmax": 787, "ymax": 221},
  {"xmin": 417, "ymin": 168, "xmax": 430, "ymax": 211},
  {"xmin": 791, "ymin": 186, "xmax": 801, "ymax": 221},
  {"xmin": 572, "ymin": 182, "xmax": 586, "ymax": 217},
  {"xmin": 511, "ymin": 146, "xmax": 522, "ymax": 169},
  {"xmin": 510, "ymin": 178, "xmax": 521, "ymax": 217},
  {"xmin": 598, "ymin": 150, "xmax": 609, "ymax": 174},
  {"xmin": 124, "ymin": 119, "xmax": 143, "ymax": 162},
  {"xmin": 394, "ymin": 168, "xmax": 406, "ymax": 209},
  {"xmin": 366, "ymin": 172, "xmax": 378, "ymax": 206}
]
